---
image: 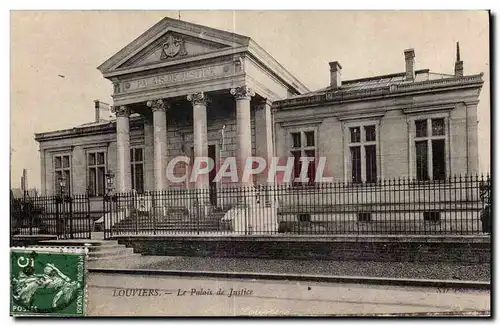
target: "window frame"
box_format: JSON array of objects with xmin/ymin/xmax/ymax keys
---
[
  {"xmin": 407, "ymin": 113, "xmax": 450, "ymax": 181},
  {"xmin": 53, "ymin": 153, "xmax": 72, "ymax": 195},
  {"xmin": 286, "ymin": 126, "xmax": 318, "ymax": 185},
  {"xmin": 130, "ymin": 146, "xmax": 145, "ymax": 194},
  {"xmin": 86, "ymin": 150, "xmax": 107, "ymax": 197},
  {"xmin": 343, "ymin": 120, "xmax": 381, "ymax": 184}
]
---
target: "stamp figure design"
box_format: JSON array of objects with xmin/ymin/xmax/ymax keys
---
[{"xmin": 11, "ymin": 248, "xmax": 86, "ymax": 316}]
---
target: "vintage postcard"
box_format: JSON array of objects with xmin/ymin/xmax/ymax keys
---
[{"xmin": 9, "ymin": 10, "xmax": 491, "ymax": 317}]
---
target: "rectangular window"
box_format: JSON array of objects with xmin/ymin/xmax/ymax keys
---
[
  {"xmin": 415, "ymin": 141, "xmax": 429, "ymax": 181},
  {"xmin": 350, "ymin": 146, "xmax": 361, "ymax": 183},
  {"xmin": 432, "ymin": 118, "xmax": 445, "ymax": 136},
  {"xmin": 130, "ymin": 148, "xmax": 145, "ymax": 193},
  {"xmin": 415, "ymin": 119, "xmax": 427, "ymax": 138},
  {"xmin": 347, "ymin": 124, "xmax": 377, "ymax": 183},
  {"xmin": 365, "ymin": 145, "xmax": 377, "ymax": 183},
  {"xmin": 289, "ymin": 130, "xmax": 317, "ymax": 185},
  {"xmin": 291, "ymin": 150, "xmax": 302, "ymax": 180},
  {"xmin": 364, "ymin": 125, "xmax": 376, "ymax": 142},
  {"xmin": 432, "ymin": 139, "xmax": 446, "ymax": 180},
  {"xmin": 305, "ymin": 149, "xmax": 316, "ymax": 183},
  {"xmin": 414, "ymin": 118, "xmax": 447, "ymax": 180},
  {"xmin": 87, "ymin": 151, "xmax": 106, "ymax": 196},
  {"xmin": 291, "ymin": 132, "xmax": 301, "ymax": 148},
  {"xmin": 305, "ymin": 131, "xmax": 315, "ymax": 147},
  {"xmin": 350, "ymin": 127, "xmax": 361, "ymax": 143},
  {"xmin": 54, "ymin": 154, "xmax": 71, "ymax": 195}
]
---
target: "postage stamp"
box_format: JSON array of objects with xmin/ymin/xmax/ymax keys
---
[{"xmin": 10, "ymin": 247, "xmax": 87, "ymax": 316}]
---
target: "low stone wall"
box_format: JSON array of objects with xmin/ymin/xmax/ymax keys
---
[{"xmin": 115, "ymin": 235, "xmax": 490, "ymax": 263}]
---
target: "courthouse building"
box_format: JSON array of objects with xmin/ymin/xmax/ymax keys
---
[{"xmin": 35, "ymin": 17, "xmax": 484, "ymax": 203}]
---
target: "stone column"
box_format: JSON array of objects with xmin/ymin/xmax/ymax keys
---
[
  {"xmin": 147, "ymin": 99, "xmax": 169, "ymax": 191},
  {"xmin": 187, "ymin": 92, "xmax": 210, "ymax": 215},
  {"xmin": 187, "ymin": 92, "xmax": 210, "ymax": 190},
  {"xmin": 112, "ymin": 105, "xmax": 132, "ymax": 193},
  {"xmin": 231, "ymin": 86, "xmax": 255, "ymax": 186},
  {"xmin": 143, "ymin": 115, "xmax": 154, "ymax": 191},
  {"xmin": 254, "ymin": 99, "xmax": 274, "ymax": 185}
]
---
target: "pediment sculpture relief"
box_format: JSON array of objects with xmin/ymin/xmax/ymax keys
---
[{"xmin": 160, "ymin": 33, "xmax": 188, "ymax": 60}]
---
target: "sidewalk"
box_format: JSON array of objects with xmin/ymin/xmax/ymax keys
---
[{"xmin": 87, "ymin": 255, "xmax": 490, "ymax": 282}]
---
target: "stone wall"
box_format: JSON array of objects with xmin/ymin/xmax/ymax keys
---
[{"xmin": 116, "ymin": 235, "xmax": 490, "ymax": 263}]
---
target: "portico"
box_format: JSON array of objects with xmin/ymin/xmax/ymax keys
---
[{"xmin": 98, "ymin": 17, "xmax": 308, "ymax": 197}]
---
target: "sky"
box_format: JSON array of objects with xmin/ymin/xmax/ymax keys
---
[{"xmin": 9, "ymin": 10, "xmax": 490, "ymax": 189}]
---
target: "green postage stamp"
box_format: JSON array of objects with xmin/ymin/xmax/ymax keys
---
[{"xmin": 10, "ymin": 247, "xmax": 87, "ymax": 316}]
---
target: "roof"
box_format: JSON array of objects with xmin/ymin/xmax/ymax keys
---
[
  {"xmin": 273, "ymin": 69, "xmax": 483, "ymax": 109},
  {"xmin": 34, "ymin": 114, "xmax": 144, "ymax": 142}
]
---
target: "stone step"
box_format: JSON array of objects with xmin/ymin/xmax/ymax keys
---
[
  {"xmin": 37, "ymin": 239, "xmax": 138, "ymax": 261},
  {"xmin": 87, "ymin": 252, "xmax": 141, "ymax": 261},
  {"xmin": 114, "ymin": 220, "xmax": 222, "ymax": 226},
  {"xmin": 87, "ymin": 244, "xmax": 125, "ymax": 252},
  {"xmin": 112, "ymin": 225, "xmax": 222, "ymax": 231},
  {"xmin": 111, "ymin": 226, "xmax": 222, "ymax": 232},
  {"xmin": 39, "ymin": 239, "xmax": 119, "ymax": 247}
]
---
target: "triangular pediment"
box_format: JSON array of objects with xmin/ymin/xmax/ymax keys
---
[
  {"xmin": 98, "ymin": 17, "xmax": 250, "ymax": 75},
  {"xmin": 119, "ymin": 31, "xmax": 230, "ymax": 69}
]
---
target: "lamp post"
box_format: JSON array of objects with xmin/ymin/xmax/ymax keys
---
[
  {"xmin": 57, "ymin": 174, "xmax": 67, "ymax": 239},
  {"xmin": 104, "ymin": 170, "xmax": 116, "ymax": 202},
  {"xmin": 58, "ymin": 174, "xmax": 66, "ymax": 197},
  {"xmin": 103, "ymin": 170, "xmax": 116, "ymax": 237}
]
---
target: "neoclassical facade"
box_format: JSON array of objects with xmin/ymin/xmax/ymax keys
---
[{"xmin": 35, "ymin": 18, "xmax": 484, "ymax": 208}]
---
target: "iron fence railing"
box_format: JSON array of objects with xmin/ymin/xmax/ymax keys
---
[
  {"xmin": 10, "ymin": 175, "xmax": 491, "ymax": 240},
  {"xmin": 101, "ymin": 174, "xmax": 491, "ymax": 238},
  {"xmin": 10, "ymin": 192, "xmax": 92, "ymax": 241}
]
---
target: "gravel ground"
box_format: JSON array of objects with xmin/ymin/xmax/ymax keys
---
[{"xmin": 89, "ymin": 256, "xmax": 490, "ymax": 282}]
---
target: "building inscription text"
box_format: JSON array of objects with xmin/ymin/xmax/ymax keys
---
[{"xmin": 124, "ymin": 64, "xmax": 232, "ymax": 92}]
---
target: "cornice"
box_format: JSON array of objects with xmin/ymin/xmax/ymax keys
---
[
  {"xmin": 402, "ymin": 103, "xmax": 456, "ymax": 115},
  {"xmin": 273, "ymin": 74, "xmax": 484, "ymax": 110},
  {"xmin": 337, "ymin": 112, "xmax": 386, "ymax": 121},
  {"xmin": 34, "ymin": 116, "xmax": 145, "ymax": 143},
  {"xmin": 103, "ymin": 46, "xmax": 248, "ymax": 79},
  {"xmin": 280, "ymin": 118, "xmax": 325, "ymax": 128}
]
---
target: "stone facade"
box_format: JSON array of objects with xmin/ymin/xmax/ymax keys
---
[{"xmin": 35, "ymin": 18, "xmax": 484, "ymax": 205}]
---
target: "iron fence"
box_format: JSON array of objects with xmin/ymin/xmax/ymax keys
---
[
  {"xmin": 11, "ymin": 175, "xmax": 490, "ymax": 240},
  {"xmin": 102, "ymin": 174, "xmax": 491, "ymax": 238},
  {"xmin": 10, "ymin": 192, "xmax": 92, "ymax": 241}
]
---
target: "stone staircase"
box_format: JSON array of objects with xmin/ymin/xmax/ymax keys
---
[
  {"xmin": 111, "ymin": 207, "xmax": 230, "ymax": 234},
  {"xmin": 38, "ymin": 239, "xmax": 139, "ymax": 261}
]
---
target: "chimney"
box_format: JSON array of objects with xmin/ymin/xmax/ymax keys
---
[
  {"xmin": 329, "ymin": 61, "xmax": 342, "ymax": 88},
  {"xmin": 21, "ymin": 168, "xmax": 28, "ymax": 191},
  {"xmin": 454, "ymin": 42, "xmax": 463, "ymax": 77},
  {"xmin": 404, "ymin": 49, "xmax": 415, "ymax": 81},
  {"xmin": 94, "ymin": 100, "xmax": 100, "ymax": 122}
]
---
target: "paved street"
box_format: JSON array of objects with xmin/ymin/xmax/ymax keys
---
[
  {"xmin": 88, "ymin": 255, "xmax": 490, "ymax": 281},
  {"xmin": 86, "ymin": 273, "xmax": 490, "ymax": 316}
]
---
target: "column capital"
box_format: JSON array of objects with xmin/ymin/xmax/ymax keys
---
[
  {"xmin": 187, "ymin": 91, "xmax": 209, "ymax": 106},
  {"xmin": 111, "ymin": 105, "xmax": 130, "ymax": 117},
  {"xmin": 147, "ymin": 99, "xmax": 169, "ymax": 112},
  {"xmin": 230, "ymin": 86, "xmax": 255, "ymax": 100}
]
